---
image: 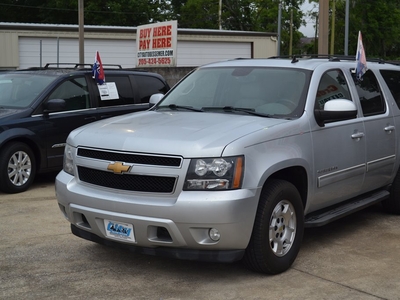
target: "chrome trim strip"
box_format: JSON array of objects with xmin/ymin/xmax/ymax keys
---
[
  {"xmin": 318, "ymin": 164, "xmax": 365, "ymax": 188},
  {"xmin": 52, "ymin": 143, "xmax": 67, "ymax": 148},
  {"xmin": 366, "ymin": 155, "xmax": 396, "ymax": 172},
  {"xmin": 77, "ymin": 147, "xmax": 184, "ymax": 168}
]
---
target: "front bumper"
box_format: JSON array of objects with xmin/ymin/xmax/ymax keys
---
[
  {"xmin": 71, "ymin": 224, "xmax": 245, "ymax": 262},
  {"xmin": 55, "ymin": 171, "xmax": 260, "ymax": 262}
]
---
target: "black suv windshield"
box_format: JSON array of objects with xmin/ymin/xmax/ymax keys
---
[
  {"xmin": 156, "ymin": 67, "xmax": 310, "ymax": 118},
  {"xmin": 0, "ymin": 73, "xmax": 56, "ymax": 108}
]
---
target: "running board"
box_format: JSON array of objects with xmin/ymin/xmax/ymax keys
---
[{"xmin": 304, "ymin": 190, "xmax": 390, "ymax": 228}]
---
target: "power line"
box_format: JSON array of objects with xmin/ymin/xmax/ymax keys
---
[{"xmin": 0, "ymin": 3, "xmax": 141, "ymax": 16}]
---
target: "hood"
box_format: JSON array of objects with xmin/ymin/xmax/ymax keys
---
[
  {"xmin": 69, "ymin": 111, "xmax": 289, "ymax": 157},
  {"xmin": 0, "ymin": 108, "xmax": 22, "ymax": 119}
]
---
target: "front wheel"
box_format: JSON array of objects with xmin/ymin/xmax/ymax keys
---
[
  {"xmin": 244, "ymin": 179, "xmax": 304, "ymax": 274},
  {"xmin": 0, "ymin": 142, "xmax": 36, "ymax": 194}
]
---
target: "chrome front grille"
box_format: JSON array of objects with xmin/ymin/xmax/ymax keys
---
[
  {"xmin": 77, "ymin": 148, "xmax": 182, "ymax": 167},
  {"xmin": 76, "ymin": 148, "xmax": 181, "ymax": 193}
]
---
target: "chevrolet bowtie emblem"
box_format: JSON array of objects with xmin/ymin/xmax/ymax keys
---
[{"xmin": 107, "ymin": 162, "xmax": 131, "ymax": 174}]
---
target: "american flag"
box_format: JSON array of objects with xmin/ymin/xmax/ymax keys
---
[
  {"xmin": 92, "ymin": 51, "xmax": 105, "ymax": 85},
  {"xmin": 355, "ymin": 31, "xmax": 367, "ymax": 80}
]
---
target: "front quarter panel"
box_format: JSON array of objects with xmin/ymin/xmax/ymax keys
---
[{"xmin": 223, "ymin": 118, "xmax": 313, "ymax": 210}]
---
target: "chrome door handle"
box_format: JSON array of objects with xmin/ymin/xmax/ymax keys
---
[
  {"xmin": 384, "ymin": 125, "xmax": 395, "ymax": 133},
  {"xmin": 351, "ymin": 132, "xmax": 365, "ymax": 140}
]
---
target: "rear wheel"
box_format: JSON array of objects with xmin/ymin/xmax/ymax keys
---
[
  {"xmin": 244, "ymin": 179, "xmax": 304, "ymax": 274},
  {"xmin": 0, "ymin": 142, "xmax": 36, "ymax": 193}
]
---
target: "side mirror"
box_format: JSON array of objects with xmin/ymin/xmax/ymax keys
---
[
  {"xmin": 149, "ymin": 93, "xmax": 164, "ymax": 106},
  {"xmin": 314, "ymin": 99, "xmax": 357, "ymax": 127},
  {"xmin": 43, "ymin": 98, "xmax": 66, "ymax": 113}
]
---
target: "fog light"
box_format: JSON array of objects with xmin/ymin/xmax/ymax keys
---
[{"xmin": 209, "ymin": 228, "xmax": 221, "ymax": 241}]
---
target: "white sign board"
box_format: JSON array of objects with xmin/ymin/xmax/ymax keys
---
[
  {"xmin": 98, "ymin": 82, "xmax": 119, "ymax": 100},
  {"xmin": 136, "ymin": 20, "xmax": 177, "ymax": 68}
]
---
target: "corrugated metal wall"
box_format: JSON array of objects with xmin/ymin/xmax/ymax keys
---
[
  {"xmin": 18, "ymin": 37, "xmax": 251, "ymax": 69},
  {"xmin": 0, "ymin": 23, "xmax": 277, "ymax": 69},
  {"xmin": 18, "ymin": 38, "xmax": 136, "ymax": 68}
]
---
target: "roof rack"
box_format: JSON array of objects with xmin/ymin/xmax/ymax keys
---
[
  {"xmin": 123, "ymin": 68, "xmax": 150, "ymax": 72},
  {"xmin": 43, "ymin": 63, "xmax": 123, "ymax": 69},
  {"xmin": 268, "ymin": 54, "xmax": 400, "ymax": 66}
]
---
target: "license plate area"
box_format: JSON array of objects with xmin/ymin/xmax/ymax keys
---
[{"xmin": 104, "ymin": 219, "xmax": 135, "ymax": 242}]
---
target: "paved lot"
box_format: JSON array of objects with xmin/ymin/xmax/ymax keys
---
[{"xmin": 1, "ymin": 173, "xmax": 400, "ymax": 300}]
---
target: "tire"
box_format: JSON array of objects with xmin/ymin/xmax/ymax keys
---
[
  {"xmin": 382, "ymin": 169, "xmax": 400, "ymax": 214},
  {"xmin": 0, "ymin": 142, "xmax": 36, "ymax": 194},
  {"xmin": 244, "ymin": 179, "xmax": 304, "ymax": 274}
]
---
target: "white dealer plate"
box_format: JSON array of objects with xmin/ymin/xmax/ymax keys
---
[{"xmin": 104, "ymin": 219, "xmax": 135, "ymax": 242}]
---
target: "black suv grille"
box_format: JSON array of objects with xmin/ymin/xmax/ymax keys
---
[
  {"xmin": 78, "ymin": 166, "xmax": 176, "ymax": 193},
  {"xmin": 77, "ymin": 148, "xmax": 181, "ymax": 167}
]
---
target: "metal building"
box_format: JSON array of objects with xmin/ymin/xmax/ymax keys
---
[{"xmin": 0, "ymin": 22, "xmax": 277, "ymax": 70}]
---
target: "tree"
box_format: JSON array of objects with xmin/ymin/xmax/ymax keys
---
[
  {"xmin": 178, "ymin": 0, "xmax": 220, "ymax": 29},
  {"xmin": 175, "ymin": 0, "xmax": 306, "ymax": 55},
  {"xmin": 347, "ymin": 0, "xmax": 400, "ymax": 59},
  {"xmin": 0, "ymin": 0, "xmax": 306, "ymax": 55},
  {"xmin": 255, "ymin": 0, "xmax": 306, "ymax": 55},
  {"xmin": 306, "ymin": 0, "xmax": 400, "ymax": 58},
  {"xmin": 0, "ymin": 0, "xmax": 164, "ymax": 26}
]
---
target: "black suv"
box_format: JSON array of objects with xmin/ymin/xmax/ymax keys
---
[{"xmin": 0, "ymin": 64, "xmax": 170, "ymax": 193}]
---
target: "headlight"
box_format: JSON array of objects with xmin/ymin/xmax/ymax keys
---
[
  {"xmin": 184, "ymin": 156, "xmax": 244, "ymax": 190},
  {"xmin": 63, "ymin": 144, "xmax": 75, "ymax": 176}
]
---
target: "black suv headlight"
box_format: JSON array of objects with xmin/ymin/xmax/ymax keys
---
[{"xmin": 183, "ymin": 156, "xmax": 244, "ymax": 190}]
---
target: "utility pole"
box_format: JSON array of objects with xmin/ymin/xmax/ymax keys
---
[
  {"xmin": 345, "ymin": 0, "xmax": 349, "ymax": 55},
  {"xmin": 330, "ymin": 0, "xmax": 336, "ymax": 55},
  {"xmin": 219, "ymin": 0, "xmax": 222, "ymax": 30},
  {"xmin": 289, "ymin": 9, "xmax": 293, "ymax": 56},
  {"xmin": 318, "ymin": 0, "xmax": 329, "ymax": 55},
  {"xmin": 314, "ymin": 15, "xmax": 318, "ymax": 54},
  {"xmin": 277, "ymin": 1, "xmax": 282, "ymax": 56},
  {"xmin": 78, "ymin": 0, "xmax": 84, "ymax": 65}
]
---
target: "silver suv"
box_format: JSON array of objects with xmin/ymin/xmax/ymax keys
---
[{"xmin": 56, "ymin": 56, "xmax": 400, "ymax": 274}]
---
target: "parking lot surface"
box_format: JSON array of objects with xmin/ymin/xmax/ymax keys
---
[{"xmin": 1, "ymin": 173, "xmax": 400, "ymax": 300}]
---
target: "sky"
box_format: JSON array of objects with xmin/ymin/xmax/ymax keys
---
[{"xmin": 300, "ymin": 1, "xmax": 318, "ymax": 37}]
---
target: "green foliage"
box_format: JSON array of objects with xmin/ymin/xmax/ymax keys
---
[
  {"xmin": 175, "ymin": 0, "xmax": 306, "ymax": 55},
  {"xmin": 306, "ymin": 0, "xmax": 400, "ymax": 59},
  {"xmin": 0, "ymin": 0, "xmax": 307, "ymax": 56},
  {"xmin": 0, "ymin": 0, "xmax": 164, "ymax": 26},
  {"xmin": 349, "ymin": 0, "xmax": 400, "ymax": 59},
  {"xmin": 4, "ymin": 0, "xmax": 400, "ymax": 58},
  {"xmin": 179, "ymin": 0, "xmax": 220, "ymax": 29}
]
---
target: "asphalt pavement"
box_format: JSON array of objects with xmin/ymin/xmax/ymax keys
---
[{"xmin": 1, "ymin": 172, "xmax": 400, "ymax": 300}]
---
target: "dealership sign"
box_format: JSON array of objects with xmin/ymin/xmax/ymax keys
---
[{"xmin": 136, "ymin": 20, "xmax": 177, "ymax": 67}]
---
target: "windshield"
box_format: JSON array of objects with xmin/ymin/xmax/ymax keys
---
[
  {"xmin": 0, "ymin": 73, "xmax": 56, "ymax": 108},
  {"xmin": 156, "ymin": 67, "xmax": 310, "ymax": 118}
]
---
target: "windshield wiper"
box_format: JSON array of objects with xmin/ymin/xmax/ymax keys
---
[
  {"xmin": 203, "ymin": 106, "xmax": 272, "ymax": 118},
  {"xmin": 157, "ymin": 104, "xmax": 204, "ymax": 112}
]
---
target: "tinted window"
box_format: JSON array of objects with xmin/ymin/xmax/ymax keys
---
[
  {"xmin": 49, "ymin": 77, "xmax": 90, "ymax": 111},
  {"xmin": 316, "ymin": 69, "xmax": 351, "ymax": 109},
  {"xmin": 351, "ymin": 69, "xmax": 385, "ymax": 116},
  {"xmin": 380, "ymin": 70, "xmax": 400, "ymax": 109},
  {"xmin": 98, "ymin": 75, "xmax": 134, "ymax": 107},
  {"xmin": 135, "ymin": 75, "xmax": 168, "ymax": 103},
  {"xmin": 0, "ymin": 73, "xmax": 56, "ymax": 108}
]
